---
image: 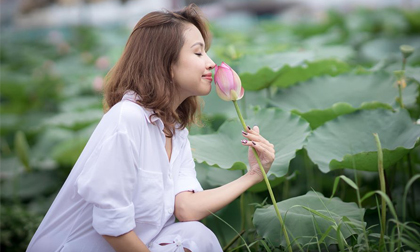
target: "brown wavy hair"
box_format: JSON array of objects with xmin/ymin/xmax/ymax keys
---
[{"xmin": 103, "ymin": 4, "xmax": 211, "ymax": 137}]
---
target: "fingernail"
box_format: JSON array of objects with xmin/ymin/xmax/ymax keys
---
[
  {"xmin": 242, "ymin": 130, "xmax": 248, "ymax": 135},
  {"xmin": 247, "ymin": 126, "xmax": 251, "ymax": 130},
  {"xmin": 252, "ymin": 141, "xmax": 256, "ymax": 146},
  {"xmin": 241, "ymin": 139, "xmax": 247, "ymax": 144}
]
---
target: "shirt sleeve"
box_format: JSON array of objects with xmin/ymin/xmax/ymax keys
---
[
  {"xmin": 174, "ymin": 138, "xmax": 203, "ymax": 195},
  {"xmin": 76, "ymin": 130, "xmax": 138, "ymax": 236}
]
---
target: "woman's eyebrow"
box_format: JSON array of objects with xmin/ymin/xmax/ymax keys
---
[{"xmin": 191, "ymin": 42, "xmax": 204, "ymax": 48}]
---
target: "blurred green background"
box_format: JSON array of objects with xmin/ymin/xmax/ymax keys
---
[{"xmin": 1, "ymin": 0, "xmax": 420, "ymax": 251}]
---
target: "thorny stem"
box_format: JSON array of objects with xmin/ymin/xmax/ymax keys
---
[{"xmin": 233, "ymin": 100, "xmax": 293, "ymax": 252}]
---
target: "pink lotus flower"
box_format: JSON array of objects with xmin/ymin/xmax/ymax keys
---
[
  {"xmin": 214, "ymin": 62, "xmax": 244, "ymax": 101},
  {"xmin": 95, "ymin": 56, "xmax": 110, "ymax": 70},
  {"xmin": 92, "ymin": 76, "xmax": 104, "ymax": 93},
  {"xmin": 214, "ymin": 60, "xmax": 292, "ymax": 249}
]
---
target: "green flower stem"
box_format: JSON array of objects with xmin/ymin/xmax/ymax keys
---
[
  {"xmin": 373, "ymin": 133, "xmax": 386, "ymax": 250},
  {"xmin": 398, "ymin": 84, "xmax": 404, "ymax": 109},
  {"xmin": 233, "ymin": 100, "xmax": 292, "ymax": 252},
  {"xmin": 401, "ymin": 55, "xmax": 416, "ymax": 219},
  {"xmin": 399, "ymin": 56, "xmax": 406, "ymax": 108},
  {"xmin": 402, "ymin": 57, "xmax": 406, "ymax": 71},
  {"xmin": 241, "ymin": 94, "xmax": 247, "ymax": 119},
  {"xmin": 240, "ymin": 193, "xmax": 246, "ymax": 231}
]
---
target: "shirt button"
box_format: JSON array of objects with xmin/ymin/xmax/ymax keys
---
[
  {"xmin": 167, "ymin": 208, "xmax": 173, "ymax": 214},
  {"xmin": 168, "ymin": 173, "xmax": 172, "ymax": 179}
]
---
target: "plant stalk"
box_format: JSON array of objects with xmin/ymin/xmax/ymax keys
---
[
  {"xmin": 353, "ymin": 169, "xmax": 370, "ymax": 250},
  {"xmin": 373, "ymin": 133, "xmax": 386, "ymax": 250},
  {"xmin": 222, "ymin": 229, "xmax": 245, "ymax": 251},
  {"xmin": 402, "ymin": 55, "xmax": 416, "ymax": 219},
  {"xmin": 241, "ymin": 93, "xmax": 247, "ymax": 119},
  {"xmin": 398, "ymin": 84, "xmax": 404, "ymax": 108},
  {"xmin": 407, "ymin": 153, "xmax": 416, "ymax": 219},
  {"xmin": 282, "ymin": 175, "xmax": 289, "ymax": 200},
  {"xmin": 402, "ymin": 57, "xmax": 406, "ymax": 71},
  {"xmin": 304, "ymin": 150, "xmax": 315, "ymax": 191},
  {"xmin": 233, "ymin": 100, "xmax": 292, "ymax": 252},
  {"xmin": 240, "ymin": 192, "xmax": 246, "ymax": 231},
  {"xmin": 398, "ymin": 57, "xmax": 407, "ymax": 108}
]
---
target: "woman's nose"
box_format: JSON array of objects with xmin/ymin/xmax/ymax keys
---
[
  {"xmin": 206, "ymin": 54, "xmax": 216, "ymax": 70},
  {"xmin": 207, "ymin": 58, "xmax": 216, "ymax": 70}
]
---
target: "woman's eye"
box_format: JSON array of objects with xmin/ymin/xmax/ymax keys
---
[{"xmin": 195, "ymin": 53, "xmax": 203, "ymax": 57}]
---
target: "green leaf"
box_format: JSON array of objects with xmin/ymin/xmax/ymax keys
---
[
  {"xmin": 51, "ymin": 136, "xmax": 89, "ymax": 167},
  {"xmin": 14, "ymin": 131, "xmax": 31, "ymax": 172},
  {"xmin": 271, "ymin": 59, "xmax": 351, "ymax": 89},
  {"xmin": 196, "ymin": 164, "xmax": 286, "ymax": 192},
  {"xmin": 238, "ymin": 48, "xmax": 353, "ymax": 91},
  {"xmin": 306, "ymin": 109, "xmax": 420, "ymax": 173},
  {"xmin": 253, "ymin": 191, "xmax": 365, "ymax": 248},
  {"xmin": 189, "ymin": 107, "xmax": 311, "ymax": 178},
  {"xmin": 385, "ymin": 64, "xmax": 420, "ymax": 83},
  {"xmin": 0, "ymin": 171, "xmax": 61, "ymax": 200},
  {"xmin": 360, "ymin": 37, "xmax": 420, "ymax": 64},
  {"xmin": 331, "ymin": 175, "xmax": 359, "ymax": 199},
  {"xmin": 270, "ymin": 72, "xmax": 418, "ymax": 129},
  {"xmin": 42, "ymin": 109, "xmax": 103, "ymax": 131},
  {"xmin": 59, "ymin": 96, "xmax": 102, "ymax": 112},
  {"xmin": 201, "ymin": 88, "xmax": 238, "ymax": 118},
  {"xmin": 336, "ymin": 223, "xmax": 346, "ymax": 252},
  {"xmin": 31, "ymin": 127, "xmax": 74, "ymax": 161}
]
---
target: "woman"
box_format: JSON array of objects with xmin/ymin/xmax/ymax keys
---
[{"xmin": 27, "ymin": 4, "xmax": 275, "ymax": 252}]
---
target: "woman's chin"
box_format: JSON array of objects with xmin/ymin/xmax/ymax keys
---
[
  {"xmin": 204, "ymin": 88, "xmax": 212, "ymax": 96},
  {"xmin": 198, "ymin": 85, "xmax": 212, "ymax": 97}
]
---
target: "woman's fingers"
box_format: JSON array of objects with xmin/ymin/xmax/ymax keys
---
[
  {"xmin": 241, "ymin": 128, "xmax": 274, "ymax": 149},
  {"xmin": 240, "ymin": 126, "xmax": 275, "ymax": 162},
  {"xmin": 242, "ymin": 126, "xmax": 271, "ymax": 146},
  {"xmin": 240, "ymin": 138, "xmax": 272, "ymax": 151},
  {"xmin": 252, "ymin": 125, "xmax": 260, "ymax": 134},
  {"xmin": 241, "ymin": 139, "xmax": 275, "ymax": 160}
]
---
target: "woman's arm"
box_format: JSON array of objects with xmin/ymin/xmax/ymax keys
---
[
  {"xmin": 175, "ymin": 126, "xmax": 275, "ymax": 221},
  {"xmin": 175, "ymin": 172, "xmax": 260, "ymax": 221},
  {"xmin": 103, "ymin": 231, "xmax": 150, "ymax": 252}
]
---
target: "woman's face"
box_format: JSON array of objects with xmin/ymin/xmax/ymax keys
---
[{"xmin": 172, "ymin": 23, "xmax": 215, "ymax": 101}]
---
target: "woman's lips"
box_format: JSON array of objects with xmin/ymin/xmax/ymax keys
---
[{"xmin": 202, "ymin": 74, "xmax": 212, "ymax": 81}]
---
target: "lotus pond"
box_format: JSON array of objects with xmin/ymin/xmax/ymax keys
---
[{"xmin": 1, "ymin": 6, "xmax": 420, "ymax": 252}]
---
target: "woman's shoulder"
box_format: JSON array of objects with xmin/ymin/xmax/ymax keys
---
[{"xmin": 104, "ymin": 98, "xmax": 149, "ymax": 131}]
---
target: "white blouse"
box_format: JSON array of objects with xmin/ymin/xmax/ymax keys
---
[{"xmin": 27, "ymin": 91, "xmax": 203, "ymax": 252}]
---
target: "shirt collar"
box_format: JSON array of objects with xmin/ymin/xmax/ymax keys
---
[
  {"xmin": 122, "ymin": 91, "xmax": 160, "ymax": 124},
  {"xmin": 121, "ymin": 91, "xmax": 188, "ymax": 141}
]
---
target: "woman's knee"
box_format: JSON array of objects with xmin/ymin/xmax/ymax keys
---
[
  {"xmin": 177, "ymin": 221, "xmax": 221, "ymax": 251},
  {"xmin": 154, "ymin": 221, "xmax": 222, "ymax": 252},
  {"xmin": 179, "ymin": 221, "xmax": 216, "ymax": 238}
]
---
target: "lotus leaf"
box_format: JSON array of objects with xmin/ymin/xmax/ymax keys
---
[
  {"xmin": 253, "ymin": 191, "xmax": 365, "ymax": 248},
  {"xmin": 189, "ymin": 107, "xmax": 311, "ymax": 177},
  {"xmin": 306, "ymin": 109, "xmax": 420, "ymax": 172},
  {"xmin": 270, "ymin": 72, "xmax": 418, "ymax": 129},
  {"xmin": 238, "ymin": 48, "xmax": 353, "ymax": 91}
]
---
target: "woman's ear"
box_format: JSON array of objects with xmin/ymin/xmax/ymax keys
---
[{"xmin": 170, "ymin": 66, "xmax": 174, "ymax": 79}]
